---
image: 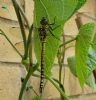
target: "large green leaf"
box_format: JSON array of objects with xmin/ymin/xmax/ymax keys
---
[
  {"xmin": 75, "ymin": 23, "xmax": 95, "ymax": 87},
  {"xmin": 33, "ymin": 0, "xmax": 78, "ymax": 76}
]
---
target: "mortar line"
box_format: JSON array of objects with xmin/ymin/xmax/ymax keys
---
[
  {"xmin": 0, "ymin": 61, "xmax": 68, "ymax": 67},
  {"xmin": 0, "ymin": 16, "xmax": 18, "ymax": 24},
  {"xmin": 45, "ymin": 92, "xmax": 96, "ymax": 100}
]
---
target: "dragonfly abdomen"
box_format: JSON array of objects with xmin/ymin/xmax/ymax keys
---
[{"xmin": 40, "ymin": 40, "xmax": 46, "ymax": 95}]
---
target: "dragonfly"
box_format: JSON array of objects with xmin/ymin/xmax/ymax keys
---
[
  {"xmin": 36, "ymin": 17, "xmax": 60, "ymax": 97},
  {"xmin": 10, "ymin": 16, "xmax": 60, "ymax": 96}
]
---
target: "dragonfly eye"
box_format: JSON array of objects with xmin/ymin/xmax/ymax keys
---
[{"xmin": 40, "ymin": 17, "xmax": 48, "ymax": 25}]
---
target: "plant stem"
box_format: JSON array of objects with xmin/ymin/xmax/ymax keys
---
[
  {"xmin": 19, "ymin": 69, "xmax": 32, "ymax": 100},
  {"xmin": 58, "ymin": 34, "xmax": 66, "ymax": 100},
  {"xmin": 59, "ymin": 37, "xmax": 77, "ymax": 48},
  {"xmin": 46, "ymin": 76, "xmax": 69, "ymax": 100},
  {"xmin": 0, "ymin": 29, "xmax": 23, "ymax": 58},
  {"xmin": 59, "ymin": 35, "xmax": 65, "ymax": 83},
  {"xmin": 13, "ymin": 0, "xmax": 30, "ymax": 28},
  {"xmin": 58, "ymin": 55, "xmax": 62, "ymax": 83},
  {"xmin": 19, "ymin": 63, "xmax": 39, "ymax": 100},
  {"xmin": 12, "ymin": 0, "xmax": 27, "ymax": 57},
  {"xmin": 29, "ymin": 41, "xmax": 33, "ymax": 66},
  {"xmin": 25, "ymin": 24, "xmax": 33, "ymax": 60},
  {"xmin": 19, "ymin": 65, "xmax": 33, "ymax": 100}
]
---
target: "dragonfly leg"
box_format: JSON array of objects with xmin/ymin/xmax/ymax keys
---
[
  {"xmin": 48, "ymin": 28, "xmax": 60, "ymax": 41},
  {"xmin": 49, "ymin": 25, "xmax": 61, "ymax": 31},
  {"xmin": 48, "ymin": 17, "xmax": 61, "ymax": 30}
]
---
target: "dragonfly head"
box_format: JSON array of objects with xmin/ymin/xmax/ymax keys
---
[{"xmin": 40, "ymin": 17, "xmax": 48, "ymax": 26}]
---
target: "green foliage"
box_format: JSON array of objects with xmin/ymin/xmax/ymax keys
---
[
  {"xmin": 75, "ymin": 23, "xmax": 95, "ymax": 87},
  {"xmin": 1, "ymin": 0, "xmax": 92, "ymax": 100},
  {"xmin": 67, "ymin": 56, "xmax": 96, "ymax": 90},
  {"xmin": 68, "ymin": 23, "xmax": 96, "ymax": 90},
  {"xmin": 33, "ymin": 0, "xmax": 78, "ymax": 76}
]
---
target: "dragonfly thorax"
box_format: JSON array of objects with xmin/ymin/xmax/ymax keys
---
[{"xmin": 38, "ymin": 27, "xmax": 47, "ymax": 42}]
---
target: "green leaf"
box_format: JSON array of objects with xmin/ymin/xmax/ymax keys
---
[
  {"xmin": 67, "ymin": 55, "xmax": 96, "ymax": 90},
  {"xmin": 67, "ymin": 57, "xmax": 77, "ymax": 77},
  {"xmin": 31, "ymin": 96, "xmax": 40, "ymax": 100},
  {"xmin": 34, "ymin": 0, "xmax": 78, "ymax": 26},
  {"xmin": 68, "ymin": 48, "xmax": 96, "ymax": 77},
  {"xmin": 75, "ymin": 23, "xmax": 95, "ymax": 87},
  {"xmin": 33, "ymin": 0, "xmax": 78, "ymax": 76}
]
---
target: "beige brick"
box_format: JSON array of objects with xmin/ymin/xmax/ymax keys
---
[
  {"xmin": 78, "ymin": 0, "xmax": 96, "ymax": 24},
  {"xmin": 0, "ymin": 0, "xmax": 25, "ymax": 21},
  {"xmin": 0, "ymin": 62, "xmax": 26, "ymax": 100},
  {"xmin": 25, "ymin": 0, "xmax": 34, "ymax": 25},
  {"xmin": 0, "ymin": 26, "xmax": 22, "ymax": 62},
  {"xmin": 82, "ymin": 85, "xmax": 94, "ymax": 94},
  {"xmin": 79, "ymin": 0, "xmax": 96, "ymax": 14},
  {"xmin": 64, "ymin": 15, "xmax": 78, "ymax": 36},
  {"xmin": 0, "ymin": 20, "xmax": 29, "ymax": 62},
  {"xmin": 0, "ymin": 0, "xmax": 17, "ymax": 20}
]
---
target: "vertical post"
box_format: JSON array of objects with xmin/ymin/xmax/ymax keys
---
[{"xmin": 75, "ymin": 13, "xmax": 83, "ymax": 29}]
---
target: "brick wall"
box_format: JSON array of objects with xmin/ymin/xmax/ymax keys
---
[{"xmin": 0, "ymin": 0, "xmax": 96, "ymax": 100}]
